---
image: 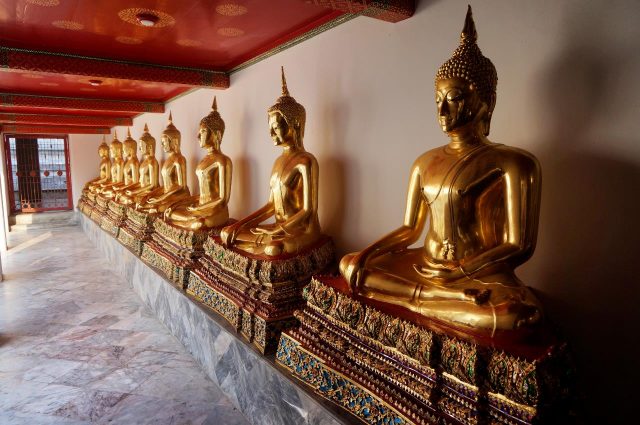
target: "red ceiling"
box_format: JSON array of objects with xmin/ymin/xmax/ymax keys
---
[
  {"xmin": 0, "ymin": 0, "xmax": 343, "ymax": 70},
  {"xmin": 0, "ymin": 69, "xmax": 190, "ymax": 102},
  {"xmin": 0, "ymin": 1, "xmax": 413, "ymax": 134}
]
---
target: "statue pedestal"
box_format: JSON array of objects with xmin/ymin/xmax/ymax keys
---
[
  {"xmin": 187, "ymin": 236, "xmax": 335, "ymax": 354},
  {"xmin": 91, "ymin": 194, "xmax": 109, "ymax": 224},
  {"xmin": 117, "ymin": 207, "xmax": 156, "ymax": 256},
  {"xmin": 276, "ymin": 276, "xmax": 576, "ymax": 425},
  {"xmin": 100, "ymin": 200, "xmax": 127, "ymax": 237},
  {"xmin": 140, "ymin": 218, "xmax": 225, "ymax": 288}
]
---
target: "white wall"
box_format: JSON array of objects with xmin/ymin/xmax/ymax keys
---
[
  {"xmin": 107, "ymin": 0, "xmax": 640, "ymax": 420},
  {"xmin": 68, "ymin": 134, "xmax": 106, "ymax": 208}
]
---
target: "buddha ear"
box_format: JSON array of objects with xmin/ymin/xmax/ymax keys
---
[{"xmin": 483, "ymin": 92, "xmax": 497, "ymax": 136}]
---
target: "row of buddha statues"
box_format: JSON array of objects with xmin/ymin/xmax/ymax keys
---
[{"xmin": 83, "ymin": 6, "xmax": 543, "ymax": 334}]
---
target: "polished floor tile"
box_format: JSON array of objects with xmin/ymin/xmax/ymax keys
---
[{"xmin": 0, "ymin": 225, "xmax": 250, "ymax": 425}]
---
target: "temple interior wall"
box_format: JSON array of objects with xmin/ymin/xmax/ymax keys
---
[{"xmin": 7, "ymin": 0, "xmax": 635, "ymax": 420}]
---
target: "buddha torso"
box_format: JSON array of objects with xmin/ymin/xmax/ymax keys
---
[
  {"xmin": 122, "ymin": 157, "xmax": 140, "ymax": 185},
  {"xmin": 138, "ymin": 157, "xmax": 157, "ymax": 187},
  {"xmin": 161, "ymin": 153, "xmax": 187, "ymax": 191},
  {"xmin": 196, "ymin": 155, "xmax": 221, "ymax": 205},
  {"xmin": 99, "ymin": 159, "xmax": 111, "ymax": 179},
  {"xmin": 418, "ymin": 143, "xmax": 538, "ymax": 268},
  {"xmin": 110, "ymin": 159, "xmax": 124, "ymax": 184},
  {"xmin": 270, "ymin": 152, "xmax": 318, "ymax": 229}
]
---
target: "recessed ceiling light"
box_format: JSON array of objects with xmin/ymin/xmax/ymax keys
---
[
  {"xmin": 136, "ymin": 12, "xmax": 159, "ymax": 27},
  {"xmin": 89, "ymin": 79, "xmax": 103, "ymax": 86}
]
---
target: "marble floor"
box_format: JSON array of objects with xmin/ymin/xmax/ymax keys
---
[{"xmin": 0, "ymin": 225, "xmax": 251, "ymax": 425}]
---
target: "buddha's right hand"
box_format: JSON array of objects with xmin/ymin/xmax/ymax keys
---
[
  {"xmin": 220, "ymin": 224, "xmax": 238, "ymax": 246},
  {"xmin": 340, "ymin": 252, "xmax": 368, "ymax": 294}
]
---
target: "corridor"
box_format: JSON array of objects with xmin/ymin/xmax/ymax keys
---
[{"xmin": 0, "ymin": 225, "xmax": 250, "ymax": 424}]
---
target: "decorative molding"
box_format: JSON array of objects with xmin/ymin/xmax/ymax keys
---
[
  {"xmin": 0, "ymin": 93, "xmax": 164, "ymax": 113},
  {"xmin": 2, "ymin": 124, "xmax": 111, "ymax": 134},
  {"xmin": 230, "ymin": 13, "xmax": 358, "ymax": 74},
  {"xmin": 0, "ymin": 47, "xmax": 229, "ymax": 88},
  {"xmin": 303, "ymin": 0, "xmax": 415, "ymax": 23},
  {"xmin": 0, "ymin": 113, "xmax": 132, "ymax": 126}
]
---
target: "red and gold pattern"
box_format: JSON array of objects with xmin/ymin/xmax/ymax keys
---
[
  {"xmin": 304, "ymin": 0, "xmax": 415, "ymax": 23},
  {"xmin": 1, "ymin": 124, "xmax": 110, "ymax": 134},
  {"xmin": 0, "ymin": 47, "xmax": 230, "ymax": 88},
  {"xmin": 186, "ymin": 235, "xmax": 336, "ymax": 353},
  {"xmin": 0, "ymin": 113, "xmax": 132, "ymax": 127},
  {"xmin": 0, "ymin": 93, "xmax": 164, "ymax": 113},
  {"xmin": 276, "ymin": 276, "xmax": 577, "ymax": 425}
]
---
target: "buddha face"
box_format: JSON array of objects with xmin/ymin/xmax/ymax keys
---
[
  {"xmin": 110, "ymin": 144, "xmax": 123, "ymax": 158},
  {"xmin": 99, "ymin": 146, "xmax": 109, "ymax": 158},
  {"xmin": 161, "ymin": 135, "xmax": 174, "ymax": 153},
  {"xmin": 435, "ymin": 77, "xmax": 482, "ymax": 133},
  {"xmin": 198, "ymin": 125, "xmax": 222, "ymax": 149},
  {"xmin": 269, "ymin": 112, "xmax": 295, "ymax": 146}
]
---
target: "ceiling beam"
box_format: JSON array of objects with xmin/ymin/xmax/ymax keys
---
[
  {"xmin": 0, "ymin": 113, "xmax": 132, "ymax": 127},
  {"xmin": 1, "ymin": 124, "xmax": 111, "ymax": 135},
  {"xmin": 0, "ymin": 47, "xmax": 230, "ymax": 89},
  {"xmin": 303, "ymin": 0, "xmax": 415, "ymax": 23},
  {"xmin": 0, "ymin": 93, "xmax": 164, "ymax": 113}
]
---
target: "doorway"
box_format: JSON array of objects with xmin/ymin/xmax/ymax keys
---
[{"xmin": 3, "ymin": 134, "xmax": 73, "ymax": 213}]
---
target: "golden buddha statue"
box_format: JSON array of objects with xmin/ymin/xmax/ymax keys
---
[
  {"xmin": 95, "ymin": 133, "xmax": 124, "ymax": 194},
  {"xmin": 135, "ymin": 112, "xmax": 191, "ymax": 214},
  {"xmin": 340, "ymin": 7, "xmax": 543, "ymax": 332},
  {"xmin": 117, "ymin": 124, "xmax": 160, "ymax": 206},
  {"xmin": 84, "ymin": 137, "xmax": 111, "ymax": 192},
  {"xmin": 164, "ymin": 97, "xmax": 232, "ymax": 231},
  {"xmin": 220, "ymin": 68, "xmax": 322, "ymax": 256},
  {"xmin": 102, "ymin": 129, "xmax": 139, "ymax": 199}
]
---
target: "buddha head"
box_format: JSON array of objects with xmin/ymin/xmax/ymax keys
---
[
  {"xmin": 139, "ymin": 124, "xmax": 156, "ymax": 156},
  {"xmin": 110, "ymin": 132, "xmax": 123, "ymax": 159},
  {"xmin": 435, "ymin": 6, "xmax": 497, "ymax": 136},
  {"xmin": 199, "ymin": 96, "xmax": 225, "ymax": 150},
  {"xmin": 98, "ymin": 136, "xmax": 109, "ymax": 158},
  {"xmin": 268, "ymin": 67, "xmax": 306, "ymax": 147},
  {"xmin": 123, "ymin": 128, "xmax": 137, "ymax": 159},
  {"xmin": 161, "ymin": 112, "xmax": 181, "ymax": 153}
]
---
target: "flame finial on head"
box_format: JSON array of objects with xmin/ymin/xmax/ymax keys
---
[
  {"xmin": 143, "ymin": 123, "xmax": 149, "ymax": 132},
  {"xmin": 163, "ymin": 111, "xmax": 181, "ymax": 143},
  {"xmin": 281, "ymin": 66, "xmax": 290, "ymax": 97},
  {"xmin": 435, "ymin": 5, "xmax": 497, "ymax": 115},
  {"xmin": 268, "ymin": 66, "xmax": 306, "ymax": 137},
  {"xmin": 127, "ymin": 127, "xmax": 131, "ymax": 137},
  {"xmin": 461, "ymin": 5, "xmax": 477, "ymax": 42},
  {"xmin": 200, "ymin": 96, "xmax": 225, "ymax": 135}
]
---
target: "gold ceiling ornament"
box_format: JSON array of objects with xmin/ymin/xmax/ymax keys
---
[
  {"xmin": 116, "ymin": 36, "xmax": 143, "ymax": 45},
  {"xmin": 215, "ymin": 3, "xmax": 248, "ymax": 16},
  {"xmin": 118, "ymin": 8, "xmax": 175, "ymax": 28},
  {"xmin": 176, "ymin": 39, "xmax": 203, "ymax": 47},
  {"xmin": 52, "ymin": 20, "xmax": 84, "ymax": 31},
  {"xmin": 26, "ymin": 0, "xmax": 60, "ymax": 6},
  {"xmin": 217, "ymin": 27, "xmax": 245, "ymax": 37}
]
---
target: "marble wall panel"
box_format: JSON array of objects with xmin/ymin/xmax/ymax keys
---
[{"xmin": 80, "ymin": 215, "xmax": 346, "ymax": 425}]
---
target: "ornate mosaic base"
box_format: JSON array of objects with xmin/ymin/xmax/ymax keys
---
[
  {"xmin": 189, "ymin": 237, "xmax": 336, "ymax": 353},
  {"xmin": 276, "ymin": 277, "xmax": 576, "ymax": 425},
  {"xmin": 117, "ymin": 224, "xmax": 145, "ymax": 256},
  {"xmin": 187, "ymin": 268, "xmax": 301, "ymax": 354},
  {"xmin": 277, "ymin": 333, "xmax": 417, "ymax": 425}
]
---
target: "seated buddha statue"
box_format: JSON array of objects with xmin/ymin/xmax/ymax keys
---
[
  {"xmin": 164, "ymin": 97, "xmax": 232, "ymax": 231},
  {"xmin": 340, "ymin": 7, "xmax": 543, "ymax": 332},
  {"xmin": 135, "ymin": 113, "xmax": 191, "ymax": 214},
  {"xmin": 95, "ymin": 133, "xmax": 124, "ymax": 194},
  {"xmin": 220, "ymin": 68, "xmax": 321, "ymax": 257},
  {"xmin": 84, "ymin": 137, "xmax": 111, "ymax": 192},
  {"xmin": 102, "ymin": 129, "xmax": 139, "ymax": 199},
  {"xmin": 117, "ymin": 124, "xmax": 160, "ymax": 206}
]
